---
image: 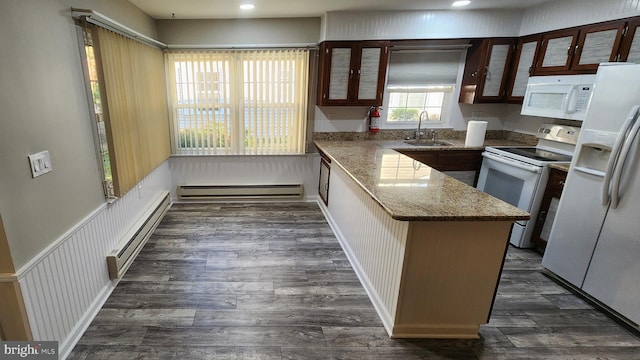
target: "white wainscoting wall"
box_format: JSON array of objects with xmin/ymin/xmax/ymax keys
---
[
  {"xmin": 169, "ymin": 155, "xmax": 321, "ymax": 202},
  {"xmin": 520, "ymin": 0, "xmax": 640, "ymax": 36},
  {"xmin": 16, "ymin": 161, "xmax": 172, "ymax": 359},
  {"xmin": 320, "ymin": 165, "xmax": 408, "ymax": 334},
  {"xmin": 322, "ymin": 9, "xmax": 524, "ymax": 41}
]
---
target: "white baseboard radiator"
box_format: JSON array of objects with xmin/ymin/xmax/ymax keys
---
[
  {"xmin": 107, "ymin": 191, "xmax": 171, "ymax": 280},
  {"xmin": 177, "ymin": 184, "xmax": 304, "ymax": 201}
]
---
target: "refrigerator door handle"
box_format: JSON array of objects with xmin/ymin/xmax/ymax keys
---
[
  {"xmin": 610, "ymin": 107, "xmax": 640, "ymax": 209},
  {"xmin": 601, "ymin": 105, "xmax": 640, "ymax": 206}
]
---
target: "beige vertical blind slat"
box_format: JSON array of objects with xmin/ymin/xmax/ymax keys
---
[
  {"xmin": 93, "ymin": 26, "xmax": 170, "ymax": 196},
  {"xmin": 166, "ymin": 49, "xmax": 308, "ymax": 155}
]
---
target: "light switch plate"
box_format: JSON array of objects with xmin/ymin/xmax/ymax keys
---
[{"xmin": 28, "ymin": 150, "xmax": 52, "ymax": 178}]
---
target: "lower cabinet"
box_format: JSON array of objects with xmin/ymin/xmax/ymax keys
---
[
  {"xmin": 397, "ymin": 150, "xmax": 483, "ymax": 186},
  {"xmin": 531, "ymin": 167, "xmax": 567, "ymax": 254},
  {"xmin": 318, "ymin": 153, "xmax": 331, "ymax": 205},
  {"xmin": 325, "ymin": 164, "xmax": 514, "ymax": 338}
]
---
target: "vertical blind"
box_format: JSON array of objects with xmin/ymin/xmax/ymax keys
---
[
  {"xmin": 165, "ymin": 49, "xmax": 309, "ymax": 155},
  {"xmin": 92, "ymin": 25, "xmax": 171, "ymax": 196}
]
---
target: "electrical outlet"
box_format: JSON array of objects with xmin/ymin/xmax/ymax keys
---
[
  {"xmin": 472, "ymin": 111, "xmax": 483, "ymax": 120},
  {"xmin": 328, "ymin": 112, "xmax": 335, "ymax": 120},
  {"xmin": 28, "ymin": 150, "xmax": 52, "ymax": 178}
]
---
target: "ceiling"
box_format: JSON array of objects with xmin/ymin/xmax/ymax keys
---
[{"xmin": 129, "ymin": 0, "xmax": 553, "ymax": 20}]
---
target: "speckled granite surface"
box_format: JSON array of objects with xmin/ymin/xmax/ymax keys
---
[
  {"xmin": 314, "ymin": 140, "xmax": 530, "ymax": 222},
  {"xmin": 313, "ymin": 130, "xmax": 538, "ymax": 145},
  {"xmin": 549, "ymin": 163, "xmax": 570, "ymax": 172}
]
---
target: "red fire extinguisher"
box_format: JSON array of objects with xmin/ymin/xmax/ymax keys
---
[{"xmin": 368, "ymin": 106, "xmax": 381, "ymax": 134}]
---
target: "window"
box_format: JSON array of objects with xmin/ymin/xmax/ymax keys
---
[
  {"xmin": 166, "ymin": 49, "xmax": 309, "ymax": 155},
  {"xmin": 81, "ymin": 28, "xmax": 114, "ymax": 198},
  {"xmin": 79, "ymin": 24, "xmax": 171, "ymax": 198},
  {"xmin": 382, "ymin": 49, "xmax": 462, "ymax": 128},
  {"xmin": 386, "ymin": 86, "xmax": 453, "ymax": 124}
]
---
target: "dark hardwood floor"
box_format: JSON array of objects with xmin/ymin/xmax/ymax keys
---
[{"xmin": 69, "ymin": 202, "xmax": 640, "ymax": 359}]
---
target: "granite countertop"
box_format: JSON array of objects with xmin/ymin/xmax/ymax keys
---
[
  {"xmin": 326, "ymin": 138, "xmax": 533, "ymax": 151},
  {"xmin": 314, "ymin": 140, "xmax": 530, "ymax": 222},
  {"xmin": 549, "ymin": 163, "xmax": 570, "ymax": 172}
]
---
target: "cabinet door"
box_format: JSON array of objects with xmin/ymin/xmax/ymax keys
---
[
  {"xmin": 571, "ymin": 22, "xmax": 625, "ymax": 72},
  {"xmin": 619, "ymin": 20, "xmax": 640, "ymax": 63},
  {"xmin": 531, "ymin": 168, "xmax": 566, "ymax": 254},
  {"xmin": 536, "ymin": 29, "xmax": 578, "ymax": 74},
  {"xmin": 459, "ymin": 38, "xmax": 515, "ymax": 104},
  {"xmin": 352, "ymin": 42, "xmax": 389, "ymax": 106},
  {"xmin": 478, "ymin": 39, "xmax": 514, "ymax": 100},
  {"xmin": 318, "ymin": 42, "xmax": 353, "ymax": 105},
  {"xmin": 436, "ymin": 151, "xmax": 483, "ymax": 171},
  {"xmin": 319, "ymin": 158, "xmax": 330, "ymax": 205},
  {"xmin": 507, "ymin": 36, "xmax": 540, "ymax": 103},
  {"xmin": 317, "ymin": 41, "xmax": 388, "ymax": 106},
  {"xmin": 458, "ymin": 39, "xmax": 486, "ymax": 104},
  {"xmin": 328, "ymin": 48, "xmax": 352, "ymax": 101}
]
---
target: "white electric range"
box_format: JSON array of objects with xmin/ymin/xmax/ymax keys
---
[{"xmin": 476, "ymin": 124, "xmax": 579, "ymax": 248}]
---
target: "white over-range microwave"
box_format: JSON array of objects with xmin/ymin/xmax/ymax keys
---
[{"xmin": 521, "ymin": 74, "xmax": 596, "ymax": 121}]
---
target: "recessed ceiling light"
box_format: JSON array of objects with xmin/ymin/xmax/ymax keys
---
[
  {"xmin": 452, "ymin": 0, "xmax": 471, "ymax": 7},
  {"xmin": 240, "ymin": 4, "xmax": 255, "ymax": 10}
]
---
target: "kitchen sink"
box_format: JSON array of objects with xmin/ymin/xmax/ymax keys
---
[{"xmin": 403, "ymin": 139, "xmax": 454, "ymax": 146}]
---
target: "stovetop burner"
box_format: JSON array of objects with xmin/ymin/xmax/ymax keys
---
[{"xmin": 495, "ymin": 147, "xmax": 573, "ymax": 162}]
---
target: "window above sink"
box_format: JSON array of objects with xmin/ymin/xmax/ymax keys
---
[{"xmin": 380, "ymin": 48, "xmax": 462, "ymax": 130}]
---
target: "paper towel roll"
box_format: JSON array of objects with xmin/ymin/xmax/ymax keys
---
[{"xmin": 465, "ymin": 121, "xmax": 488, "ymax": 147}]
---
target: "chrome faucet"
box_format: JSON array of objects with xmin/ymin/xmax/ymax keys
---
[{"xmin": 415, "ymin": 111, "xmax": 428, "ymax": 139}]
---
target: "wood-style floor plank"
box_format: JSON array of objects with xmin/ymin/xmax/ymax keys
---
[{"xmin": 69, "ymin": 202, "xmax": 640, "ymax": 359}]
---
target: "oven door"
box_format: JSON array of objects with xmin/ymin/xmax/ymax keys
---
[
  {"xmin": 477, "ymin": 152, "xmax": 544, "ymax": 248},
  {"xmin": 476, "ymin": 152, "xmax": 543, "ymax": 214}
]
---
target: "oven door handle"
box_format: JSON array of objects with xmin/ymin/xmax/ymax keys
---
[{"xmin": 482, "ymin": 152, "xmax": 542, "ymax": 173}]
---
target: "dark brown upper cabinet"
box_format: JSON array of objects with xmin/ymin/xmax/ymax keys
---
[
  {"xmin": 317, "ymin": 41, "xmax": 389, "ymax": 106},
  {"xmin": 571, "ymin": 22, "xmax": 626, "ymax": 71},
  {"xmin": 459, "ymin": 38, "xmax": 516, "ymax": 104},
  {"xmin": 619, "ymin": 19, "xmax": 640, "ymax": 63},
  {"xmin": 535, "ymin": 29, "xmax": 579, "ymax": 74},
  {"xmin": 534, "ymin": 21, "xmax": 626, "ymax": 75},
  {"xmin": 506, "ymin": 36, "xmax": 541, "ymax": 103}
]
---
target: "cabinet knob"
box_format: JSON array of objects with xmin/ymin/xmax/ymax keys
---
[{"xmin": 559, "ymin": 180, "xmax": 565, "ymax": 187}]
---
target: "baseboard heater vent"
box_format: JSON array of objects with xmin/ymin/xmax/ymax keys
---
[
  {"xmin": 107, "ymin": 191, "xmax": 171, "ymax": 280},
  {"xmin": 177, "ymin": 184, "xmax": 304, "ymax": 201}
]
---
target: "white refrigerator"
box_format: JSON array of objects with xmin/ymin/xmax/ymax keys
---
[{"xmin": 542, "ymin": 63, "xmax": 640, "ymax": 326}]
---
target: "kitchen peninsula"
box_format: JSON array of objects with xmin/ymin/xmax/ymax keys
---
[{"xmin": 314, "ymin": 140, "xmax": 529, "ymax": 339}]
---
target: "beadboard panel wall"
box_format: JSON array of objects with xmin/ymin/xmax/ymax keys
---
[
  {"xmin": 322, "ymin": 10, "xmax": 524, "ymax": 41},
  {"xmin": 157, "ymin": 18, "xmax": 321, "ymax": 47},
  {"xmin": 520, "ymin": 0, "xmax": 640, "ymax": 35},
  {"xmin": 322, "ymin": 165, "xmax": 408, "ymax": 334},
  {"xmin": 322, "ymin": 3, "xmax": 640, "ymax": 41},
  {"xmin": 17, "ymin": 161, "xmax": 172, "ymax": 358},
  {"xmin": 170, "ymin": 155, "xmax": 320, "ymax": 202}
]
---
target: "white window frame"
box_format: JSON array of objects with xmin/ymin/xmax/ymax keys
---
[
  {"xmin": 166, "ymin": 49, "xmax": 309, "ymax": 156},
  {"xmin": 381, "ymin": 85, "xmax": 455, "ymax": 129}
]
